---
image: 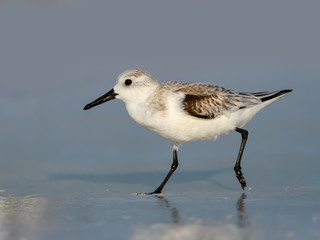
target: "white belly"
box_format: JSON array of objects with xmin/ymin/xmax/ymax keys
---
[{"xmin": 125, "ymin": 99, "xmax": 271, "ymax": 144}]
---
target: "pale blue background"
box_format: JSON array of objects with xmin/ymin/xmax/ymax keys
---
[{"xmin": 0, "ymin": 1, "xmax": 319, "ymax": 239}]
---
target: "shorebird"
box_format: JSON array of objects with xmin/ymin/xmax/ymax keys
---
[{"xmin": 84, "ymin": 69, "xmax": 292, "ymax": 194}]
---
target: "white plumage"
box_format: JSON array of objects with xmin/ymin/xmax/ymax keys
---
[{"xmin": 84, "ymin": 69, "xmax": 292, "ymax": 194}]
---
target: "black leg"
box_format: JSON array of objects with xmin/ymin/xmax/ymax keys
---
[
  {"xmin": 234, "ymin": 127, "xmax": 248, "ymax": 189},
  {"xmin": 151, "ymin": 145, "xmax": 179, "ymax": 194}
]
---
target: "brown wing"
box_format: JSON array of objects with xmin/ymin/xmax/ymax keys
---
[
  {"xmin": 182, "ymin": 94, "xmax": 237, "ymax": 119},
  {"xmin": 175, "ymin": 84, "xmax": 260, "ymax": 119}
]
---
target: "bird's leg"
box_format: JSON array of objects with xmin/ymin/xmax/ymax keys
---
[
  {"xmin": 151, "ymin": 145, "xmax": 179, "ymax": 194},
  {"xmin": 234, "ymin": 127, "xmax": 248, "ymax": 189}
]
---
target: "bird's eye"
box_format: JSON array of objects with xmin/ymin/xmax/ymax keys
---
[{"xmin": 125, "ymin": 79, "xmax": 132, "ymax": 86}]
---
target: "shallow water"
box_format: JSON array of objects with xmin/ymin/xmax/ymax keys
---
[
  {"xmin": 1, "ymin": 1, "xmax": 320, "ymax": 239},
  {"xmin": 0, "ymin": 179, "xmax": 320, "ymax": 240},
  {"xmin": 1, "ymin": 151, "xmax": 320, "ymax": 240}
]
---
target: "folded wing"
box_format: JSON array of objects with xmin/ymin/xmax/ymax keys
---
[{"xmin": 176, "ymin": 83, "xmax": 290, "ymax": 119}]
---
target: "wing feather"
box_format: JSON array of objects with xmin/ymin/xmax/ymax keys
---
[
  {"xmin": 172, "ymin": 83, "xmax": 260, "ymax": 119},
  {"xmin": 158, "ymin": 82, "xmax": 291, "ymax": 119}
]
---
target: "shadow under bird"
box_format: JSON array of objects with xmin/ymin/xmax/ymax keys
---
[{"xmin": 84, "ymin": 70, "xmax": 292, "ymax": 194}]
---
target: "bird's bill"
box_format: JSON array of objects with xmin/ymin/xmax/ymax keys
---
[{"xmin": 83, "ymin": 88, "xmax": 117, "ymax": 110}]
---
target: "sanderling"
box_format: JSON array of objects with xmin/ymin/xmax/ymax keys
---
[{"xmin": 84, "ymin": 69, "xmax": 292, "ymax": 194}]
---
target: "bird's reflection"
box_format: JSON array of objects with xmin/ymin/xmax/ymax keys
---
[
  {"xmin": 236, "ymin": 193, "xmax": 248, "ymax": 228},
  {"xmin": 155, "ymin": 192, "xmax": 250, "ymax": 228},
  {"xmin": 133, "ymin": 193, "xmax": 253, "ymax": 240},
  {"xmin": 155, "ymin": 195, "xmax": 180, "ymax": 225}
]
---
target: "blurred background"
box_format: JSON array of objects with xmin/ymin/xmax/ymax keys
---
[{"xmin": 0, "ymin": 0, "xmax": 319, "ymax": 239}]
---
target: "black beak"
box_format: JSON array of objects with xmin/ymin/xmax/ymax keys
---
[{"xmin": 83, "ymin": 89, "xmax": 118, "ymax": 110}]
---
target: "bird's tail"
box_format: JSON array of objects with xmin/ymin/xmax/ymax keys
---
[{"xmin": 246, "ymin": 89, "xmax": 292, "ymax": 102}]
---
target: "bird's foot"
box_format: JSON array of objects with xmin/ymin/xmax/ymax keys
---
[
  {"xmin": 136, "ymin": 191, "xmax": 164, "ymax": 197},
  {"xmin": 234, "ymin": 167, "xmax": 247, "ymax": 190}
]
